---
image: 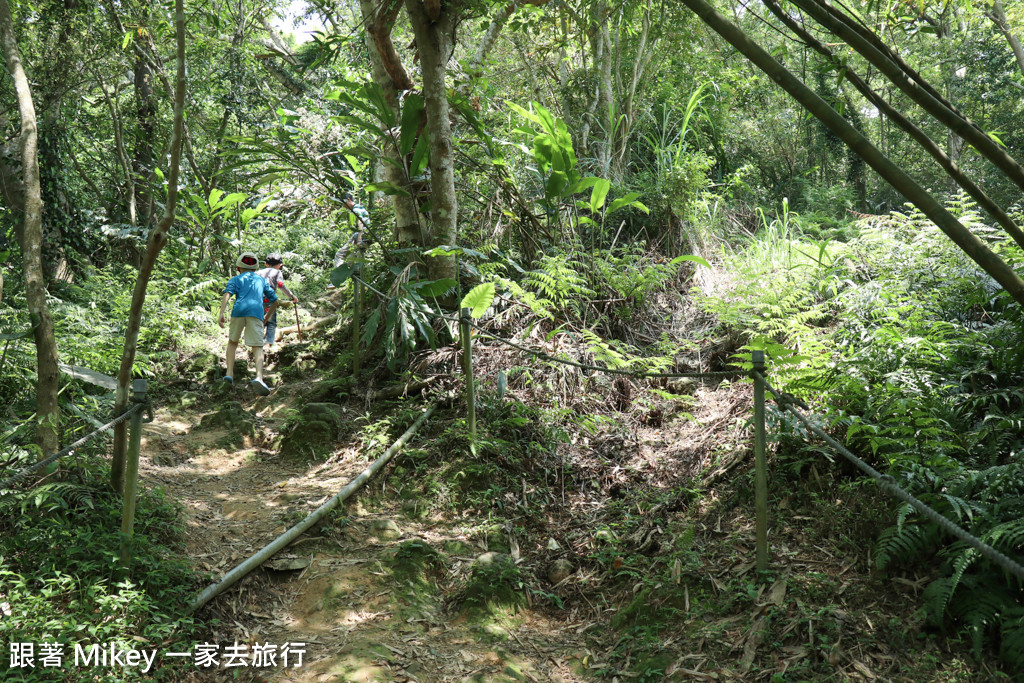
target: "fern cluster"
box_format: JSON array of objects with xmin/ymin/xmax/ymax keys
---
[{"xmin": 702, "ymin": 194, "xmax": 1024, "ymax": 668}]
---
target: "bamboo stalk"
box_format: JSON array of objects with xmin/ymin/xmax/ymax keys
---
[{"xmin": 190, "ymin": 404, "xmax": 437, "ymax": 612}]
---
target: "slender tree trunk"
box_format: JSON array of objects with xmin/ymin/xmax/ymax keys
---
[
  {"xmin": 405, "ymin": 0, "xmax": 458, "ymax": 280},
  {"xmin": 763, "ymin": 0, "xmax": 1024, "ymax": 249},
  {"xmin": 470, "ymin": 1, "xmax": 517, "ymax": 75},
  {"xmin": 0, "ymin": 0, "xmax": 60, "ymax": 457},
  {"xmin": 789, "ymin": 0, "xmax": 1024, "ymax": 194},
  {"xmin": 989, "ymin": 0, "xmax": 1024, "ymax": 80},
  {"xmin": 132, "ymin": 0, "xmax": 157, "ymax": 235},
  {"xmin": 110, "ymin": 0, "xmax": 187, "ymax": 493},
  {"xmin": 679, "ymin": 0, "xmax": 1024, "ymax": 307},
  {"xmin": 595, "ymin": 4, "xmax": 613, "ymax": 176},
  {"xmin": 360, "ymin": 0, "xmax": 423, "ymax": 252}
]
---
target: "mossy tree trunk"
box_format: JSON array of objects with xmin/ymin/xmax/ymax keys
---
[
  {"xmin": 405, "ymin": 0, "xmax": 459, "ymax": 281},
  {"xmin": 0, "ymin": 0, "xmax": 60, "ymax": 458}
]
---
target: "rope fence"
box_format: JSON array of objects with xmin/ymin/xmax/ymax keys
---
[
  {"xmin": 0, "ymin": 401, "xmax": 147, "ymax": 492},
  {"xmin": 753, "ymin": 371, "xmax": 1024, "ymax": 583},
  {"xmin": 339, "ymin": 275, "xmax": 1024, "ymax": 585}
]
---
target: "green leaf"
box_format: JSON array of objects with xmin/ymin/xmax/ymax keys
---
[
  {"xmin": 122, "ymin": 31, "xmax": 133, "ymax": 49},
  {"xmin": 506, "ymin": 100, "xmax": 544, "ymax": 127},
  {"xmin": 570, "ymin": 176, "xmax": 602, "ymax": 194},
  {"xmin": 412, "ymin": 278, "xmax": 458, "ymax": 298},
  {"xmin": 461, "ymin": 283, "xmax": 495, "ymax": 319},
  {"xmin": 400, "ymin": 94, "xmax": 425, "ymax": 155},
  {"xmin": 670, "ymin": 255, "xmax": 711, "ymax": 268},
  {"xmin": 364, "ymin": 181, "xmax": 411, "ymax": 197},
  {"xmin": 590, "ymin": 179, "xmax": 610, "ymax": 213},
  {"xmin": 330, "ymin": 264, "xmax": 357, "ymax": 285},
  {"xmin": 427, "ymin": 245, "xmax": 489, "ymax": 260},
  {"xmin": 0, "ymin": 327, "xmax": 32, "ymax": 341},
  {"xmin": 607, "ymin": 192, "xmax": 644, "ymax": 214},
  {"xmin": 361, "ymin": 308, "xmax": 381, "ymax": 346},
  {"xmin": 410, "ymin": 133, "xmax": 430, "ymax": 177},
  {"xmin": 331, "ymin": 114, "xmax": 385, "ymax": 137},
  {"xmin": 545, "ymin": 171, "xmax": 568, "ymax": 200}
]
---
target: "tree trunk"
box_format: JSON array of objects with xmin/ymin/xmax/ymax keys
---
[
  {"xmin": 405, "ymin": 0, "xmax": 458, "ymax": 281},
  {"xmin": 989, "ymin": 0, "xmax": 1024, "ymax": 81},
  {"xmin": 360, "ymin": 0, "xmax": 423, "ymax": 252},
  {"xmin": 763, "ymin": 0, "xmax": 1024, "ymax": 249},
  {"xmin": 110, "ymin": 0, "xmax": 187, "ymax": 493},
  {"xmin": 678, "ymin": 0, "xmax": 1024, "ymax": 307},
  {"xmin": 0, "ymin": 0, "xmax": 60, "ymax": 457},
  {"xmin": 595, "ymin": 3, "xmax": 614, "ymax": 176},
  {"xmin": 790, "ymin": 0, "xmax": 1024, "ymax": 194},
  {"xmin": 132, "ymin": 1, "xmax": 157, "ymax": 236}
]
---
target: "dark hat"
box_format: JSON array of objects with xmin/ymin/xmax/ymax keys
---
[{"xmin": 266, "ymin": 252, "xmax": 283, "ymax": 265}]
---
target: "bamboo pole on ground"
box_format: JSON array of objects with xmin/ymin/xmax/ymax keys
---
[{"xmin": 190, "ymin": 404, "xmax": 437, "ymax": 612}]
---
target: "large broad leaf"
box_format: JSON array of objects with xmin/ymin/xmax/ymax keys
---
[
  {"xmin": 533, "ymin": 135, "xmax": 556, "ymax": 170},
  {"xmin": 362, "ymin": 81, "xmax": 396, "ymax": 128},
  {"xmin": 365, "ymin": 181, "xmax": 411, "ymax": 197},
  {"xmin": 330, "ymin": 264, "xmax": 357, "ymax": 285},
  {"xmin": 535, "ymin": 103, "xmax": 558, "ymax": 137},
  {"xmin": 426, "ymin": 245, "xmax": 490, "ymax": 260},
  {"xmin": 460, "ymin": 283, "xmax": 495, "ymax": 319},
  {"xmin": 607, "ymin": 192, "xmax": 649, "ymax": 215},
  {"xmin": 410, "ymin": 133, "xmax": 430, "ymax": 177},
  {"xmin": 0, "ymin": 327, "xmax": 32, "ymax": 341},
  {"xmin": 411, "ymin": 278, "xmax": 458, "ymax": 298},
  {"xmin": 590, "ymin": 179, "xmax": 610, "ymax": 213},
  {"xmin": 506, "ymin": 100, "xmax": 544, "ymax": 128},
  {"xmin": 330, "ymin": 114, "xmax": 385, "ymax": 137},
  {"xmin": 669, "ymin": 255, "xmax": 711, "ymax": 268},
  {"xmin": 570, "ymin": 176, "xmax": 602, "ymax": 194},
  {"xmin": 400, "ymin": 94, "xmax": 425, "ymax": 155},
  {"xmin": 361, "ymin": 308, "xmax": 381, "ymax": 347},
  {"xmin": 207, "ymin": 188, "xmax": 224, "ymax": 209},
  {"xmin": 545, "ymin": 171, "xmax": 568, "ymax": 200}
]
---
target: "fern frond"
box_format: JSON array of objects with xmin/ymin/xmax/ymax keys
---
[
  {"xmin": 982, "ymin": 518, "xmax": 1024, "ymax": 555},
  {"xmin": 949, "ymin": 582, "xmax": 1006, "ymax": 656},
  {"xmin": 875, "ymin": 521, "xmax": 940, "ymax": 571},
  {"xmin": 999, "ymin": 609, "xmax": 1024, "ymax": 670}
]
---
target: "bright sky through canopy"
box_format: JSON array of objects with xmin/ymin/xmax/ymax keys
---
[{"xmin": 271, "ymin": 0, "xmax": 324, "ymax": 43}]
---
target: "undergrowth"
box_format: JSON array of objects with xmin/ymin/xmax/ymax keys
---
[
  {"xmin": 0, "ymin": 454, "xmax": 203, "ymax": 681},
  {"xmin": 699, "ymin": 194, "xmax": 1024, "ymax": 671}
]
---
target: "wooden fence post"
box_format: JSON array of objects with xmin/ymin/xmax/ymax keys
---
[
  {"xmin": 119, "ymin": 379, "xmax": 147, "ymax": 569},
  {"xmin": 752, "ymin": 350, "xmax": 768, "ymax": 573},
  {"xmin": 460, "ymin": 307, "xmax": 477, "ymax": 440},
  {"xmin": 351, "ymin": 275, "xmax": 362, "ymax": 376}
]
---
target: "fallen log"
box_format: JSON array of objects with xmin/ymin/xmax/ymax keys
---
[{"xmin": 277, "ymin": 313, "xmax": 338, "ymax": 340}]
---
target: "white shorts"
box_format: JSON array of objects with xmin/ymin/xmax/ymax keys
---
[{"xmin": 228, "ymin": 316, "xmax": 265, "ymax": 347}]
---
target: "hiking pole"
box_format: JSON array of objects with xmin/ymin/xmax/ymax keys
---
[{"xmin": 294, "ymin": 304, "xmax": 303, "ymax": 341}]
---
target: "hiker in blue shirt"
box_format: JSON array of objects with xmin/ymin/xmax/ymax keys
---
[{"xmin": 217, "ymin": 252, "xmax": 278, "ymax": 396}]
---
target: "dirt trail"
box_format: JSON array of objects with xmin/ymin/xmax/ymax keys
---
[{"xmin": 141, "ymin": 383, "xmax": 588, "ymax": 683}]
